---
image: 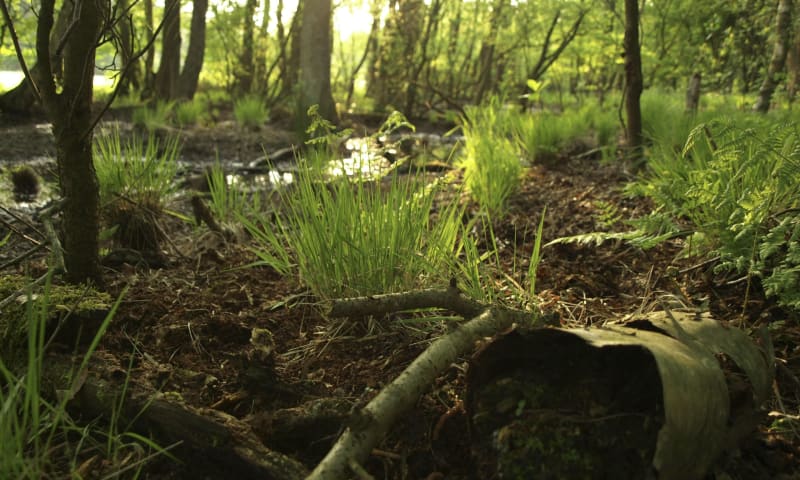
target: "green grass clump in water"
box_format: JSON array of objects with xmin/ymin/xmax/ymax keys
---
[
  {"xmin": 233, "ymin": 95, "xmax": 270, "ymax": 129},
  {"xmin": 131, "ymin": 101, "xmax": 175, "ymax": 131},
  {"xmin": 175, "ymin": 97, "xmax": 208, "ymax": 126},
  {"xmin": 243, "ymin": 109, "xmax": 463, "ymax": 301}
]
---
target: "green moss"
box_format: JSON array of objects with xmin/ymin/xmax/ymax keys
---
[{"xmin": 0, "ymin": 274, "xmax": 112, "ymax": 364}]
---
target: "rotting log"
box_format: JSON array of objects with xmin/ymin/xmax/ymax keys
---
[
  {"xmin": 60, "ymin": 358, "xmax": 309, "ymax": 480},
  {"xmin": 466, "ymin": 310, "xmax": 774, "ymax": 480}
]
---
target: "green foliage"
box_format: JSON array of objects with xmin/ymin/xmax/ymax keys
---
[
  {"xmin": 0, "ymin": 274, "xmax": 165, "ymax": 478},
  {"xmin": 459, "ymin": 103, "xmax": 523, "ymax": 215},
  {"xmin": 243, "ymin": 110, "xmax": 463, "ymax": 301},
  {"xmin": 233, "ymin": 95, "xmax": 269, "ymax": 129},
  {"xmin": 205, "ymin": 162, "xmax": 261, "ymax": 223},
  {"xmin": 94, "ymin": 127, "xmax": 181, "ymax": 249},
  {"xmin": 94, "ymin": 127, "xmax": 181, "ymax": 208},
  {"xmin": 251, "ymin": 162, "xmax": 463, "ymax": 300},
  {"xmin": 175, "ymin": 98, "xmax": 208, "ymax": 126},
  {"xmin": 131, "ymin": 101, "xmax": 175, "ymax": 131},
  {"xmin": 630, "ymin": 120, "xmax": 800, "ymax": 310}
]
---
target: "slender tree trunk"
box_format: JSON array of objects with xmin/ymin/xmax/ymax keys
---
[
  {"xmin": 345, "ymin": 3, "xmax": 380, "ymax": 109},
  {"xmin": 786, "ymin": 31, "xmax": 800, "ymax": 103},
  {"xmin": 116, "ymin": 0, "xmax": 140, "ymax": 94},
  {"xmin": 281, "ymin": 0, "xmax": 303, "ymax": 98},
  {"xmin": 685, "ymin": 72, "xmax": 701, "ymax": 113},
  {"xmin": 36, "ymin": 0, "xmax": 104, "ymax": 285},
  {"xmin": 154, "ymin": 0, "xmax": 181, "ymax": 100},
  {"xmin": 298, "ymin": 0, "xmax": 337, "ymax": 126},
  {"xmin": 254, "ymin": 0, "xmax": 271, "ymax": 93},
  {"xmin": 623, "ymin": 0, "xmax": 643, "ymax": 160},
  {"xmin": 237, "ymin": 0, "xmax": 258, "ymax": 95},
  {"xmin": 143, "ymin": 0, "xmax": 156, "ymax": 93},
  {"xmin": 474, "ymin": 0, "xmax": 508, "ymax": 104},
  {"xmin": 754, "ymin": 0, "xmax": 793, "ymax": 113},
  {"xmin": 177, "ymin": 0, "xmax": 208, "ymax": 99}
]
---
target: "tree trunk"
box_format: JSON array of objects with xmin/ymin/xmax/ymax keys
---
[
  {"xmin": 143, "ymin": 0, "xmax": 156, "ymax": 93},
  {"xmin": 786, "ymin": 31, "xmax": 800, "ymax": 103},
  {"xmin": 154, "ymin": 0, "xmax": 181, "ymax": 101},
  {"xmin": 115, "ymin": 0, "xmax": 140, "ymax": 95},
  {"xmin": 254, "ymin": 0, "xmax": 271, "ymax": 94},
  {"xmin": 0, "ymin": 63, "xmax": 43, "ymax": 115},
  {"xmin": 177, "ymin": 0, "xmax": 209, "ymax": 100},
  {"xmin": 237, "ymin": 0, "xmax": 258, "ymax": 95},
  {"xmin": 753, "ymin": 0, "xmax": 793, "ymax": 113},
  {"xmin": 36, "ymin": 0, "xmax": 104, "ymax": 285},
  {"xmin": 685, "ymin": 72, "xmax": 702, "ymax": 113},
  {"xmin": 298, "ymin": 0, "xmax": 338, "ymax": 126},
  {"xmin": 623, "ymin": 0, "xmax": 643, "ymax": 161},
  {"xmin": 0, "ymin": 1, "xmax": 72, "ymax": 115},
  {"xmin": 474, "ymin": 0, "xmax": 509, "ymax": 104},
  {"xmin": 280, "ymin": 0, "xmax": 303, "ymax": 98}
]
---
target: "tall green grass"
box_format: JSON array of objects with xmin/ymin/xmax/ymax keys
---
[
  {"xmin": 132, "ymin": 101, "xmax": 175, "ymax": 131},
  {"xmin": 175, "ymin": 97, "xmax": 208, "ymax": 126},
  {"xmin": 94, "ymin": 127, "xmax": 181, "ymax": 208},
  {"xmin": 234, "ymin": 95, "xmax": 270, "ymax": 129},
  {"xmin": 94, "ymin": 127, "xmax": 181, "ymax": 249},
  {"xmin": 459, "ymin": 103, "xmax": 523, "ymax": 215},
  {"xmin": 205, "ymin": 162, "xmax": 262, "ymax": 223},
  {"xmin": 246, "ymin": 162, "xmax": 463, "ymax": 300},
  {"xmin": 0, "ymin": 276, "xmax": 166, "ymax": 478}
]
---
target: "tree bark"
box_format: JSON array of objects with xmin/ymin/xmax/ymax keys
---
[
  {"xmin": 474, "ymin": 0, "xmax": 509, "ymax": 104},
  {"xmin": 35, "ymin": 0, "xmax": 104, "ymax": 285},
  {"xmin": 236, "ymin": 0, "xmax": 258, "ymax": 95},
  {"xmin": 623, "ymin": 0, "xmax": 643, "ymax": 161},
  {"xmin": 298, "ymin": 0, "xmax": 338, "ymax": 126},
  {"xmin": 115, "ymin": 0, "xmax": 140, "ymax": 95},
  {"xmin": 753, "ymin": 0, "xmax": 793, "ymax": 113},
  {"xmin": 177, "ymin": 0, "xmax": 208, "ymax": 99},
  {"xmin": 143, "ymin": 0, "xmax": 156, "ymax": 92},
  {"xmin": 154, "ymin": 0, "xmax": 181, "ymax": 100},
  {"xmin": 685, "ymin": 72, "xmax": 702, "ymax": 113},
  {"xmin": 254, "ymin": 0, "xmax": 271, "ymax": 94}
]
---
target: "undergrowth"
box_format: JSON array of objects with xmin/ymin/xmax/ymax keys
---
[
  {"xmin": 0, "ymin": 274, "xmax": 168, "ymax": 478},
  {"xmin": 557, "ymin": 119, "xmax": 800, "ymax": 312}
]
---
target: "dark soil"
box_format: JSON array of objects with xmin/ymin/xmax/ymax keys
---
[{"xmin": 1, "ymin": 110, "xmax": 799, "ymax": 480}]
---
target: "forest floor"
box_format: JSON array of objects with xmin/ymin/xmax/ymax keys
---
[{"xmin": 1, "ymin": 110, "xmax": 799, "ymax": 479}]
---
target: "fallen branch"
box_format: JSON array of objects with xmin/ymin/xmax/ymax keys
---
[
  {"xmin": 327, "ymin": 284, "xmax": 486, "ymax": 319},
  {"xmin": 309, "ymin": 297, "xmax": 536, "ymax": 480}
]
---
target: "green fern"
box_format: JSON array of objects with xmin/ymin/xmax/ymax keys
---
[{"xmin": 633, "ymin": 119, "xmax": 800, "ymax": 310}]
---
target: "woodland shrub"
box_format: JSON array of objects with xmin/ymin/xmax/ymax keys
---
[{"xmin": 630, "ymin": 120, "xmax": 800, "ymax": 311}]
